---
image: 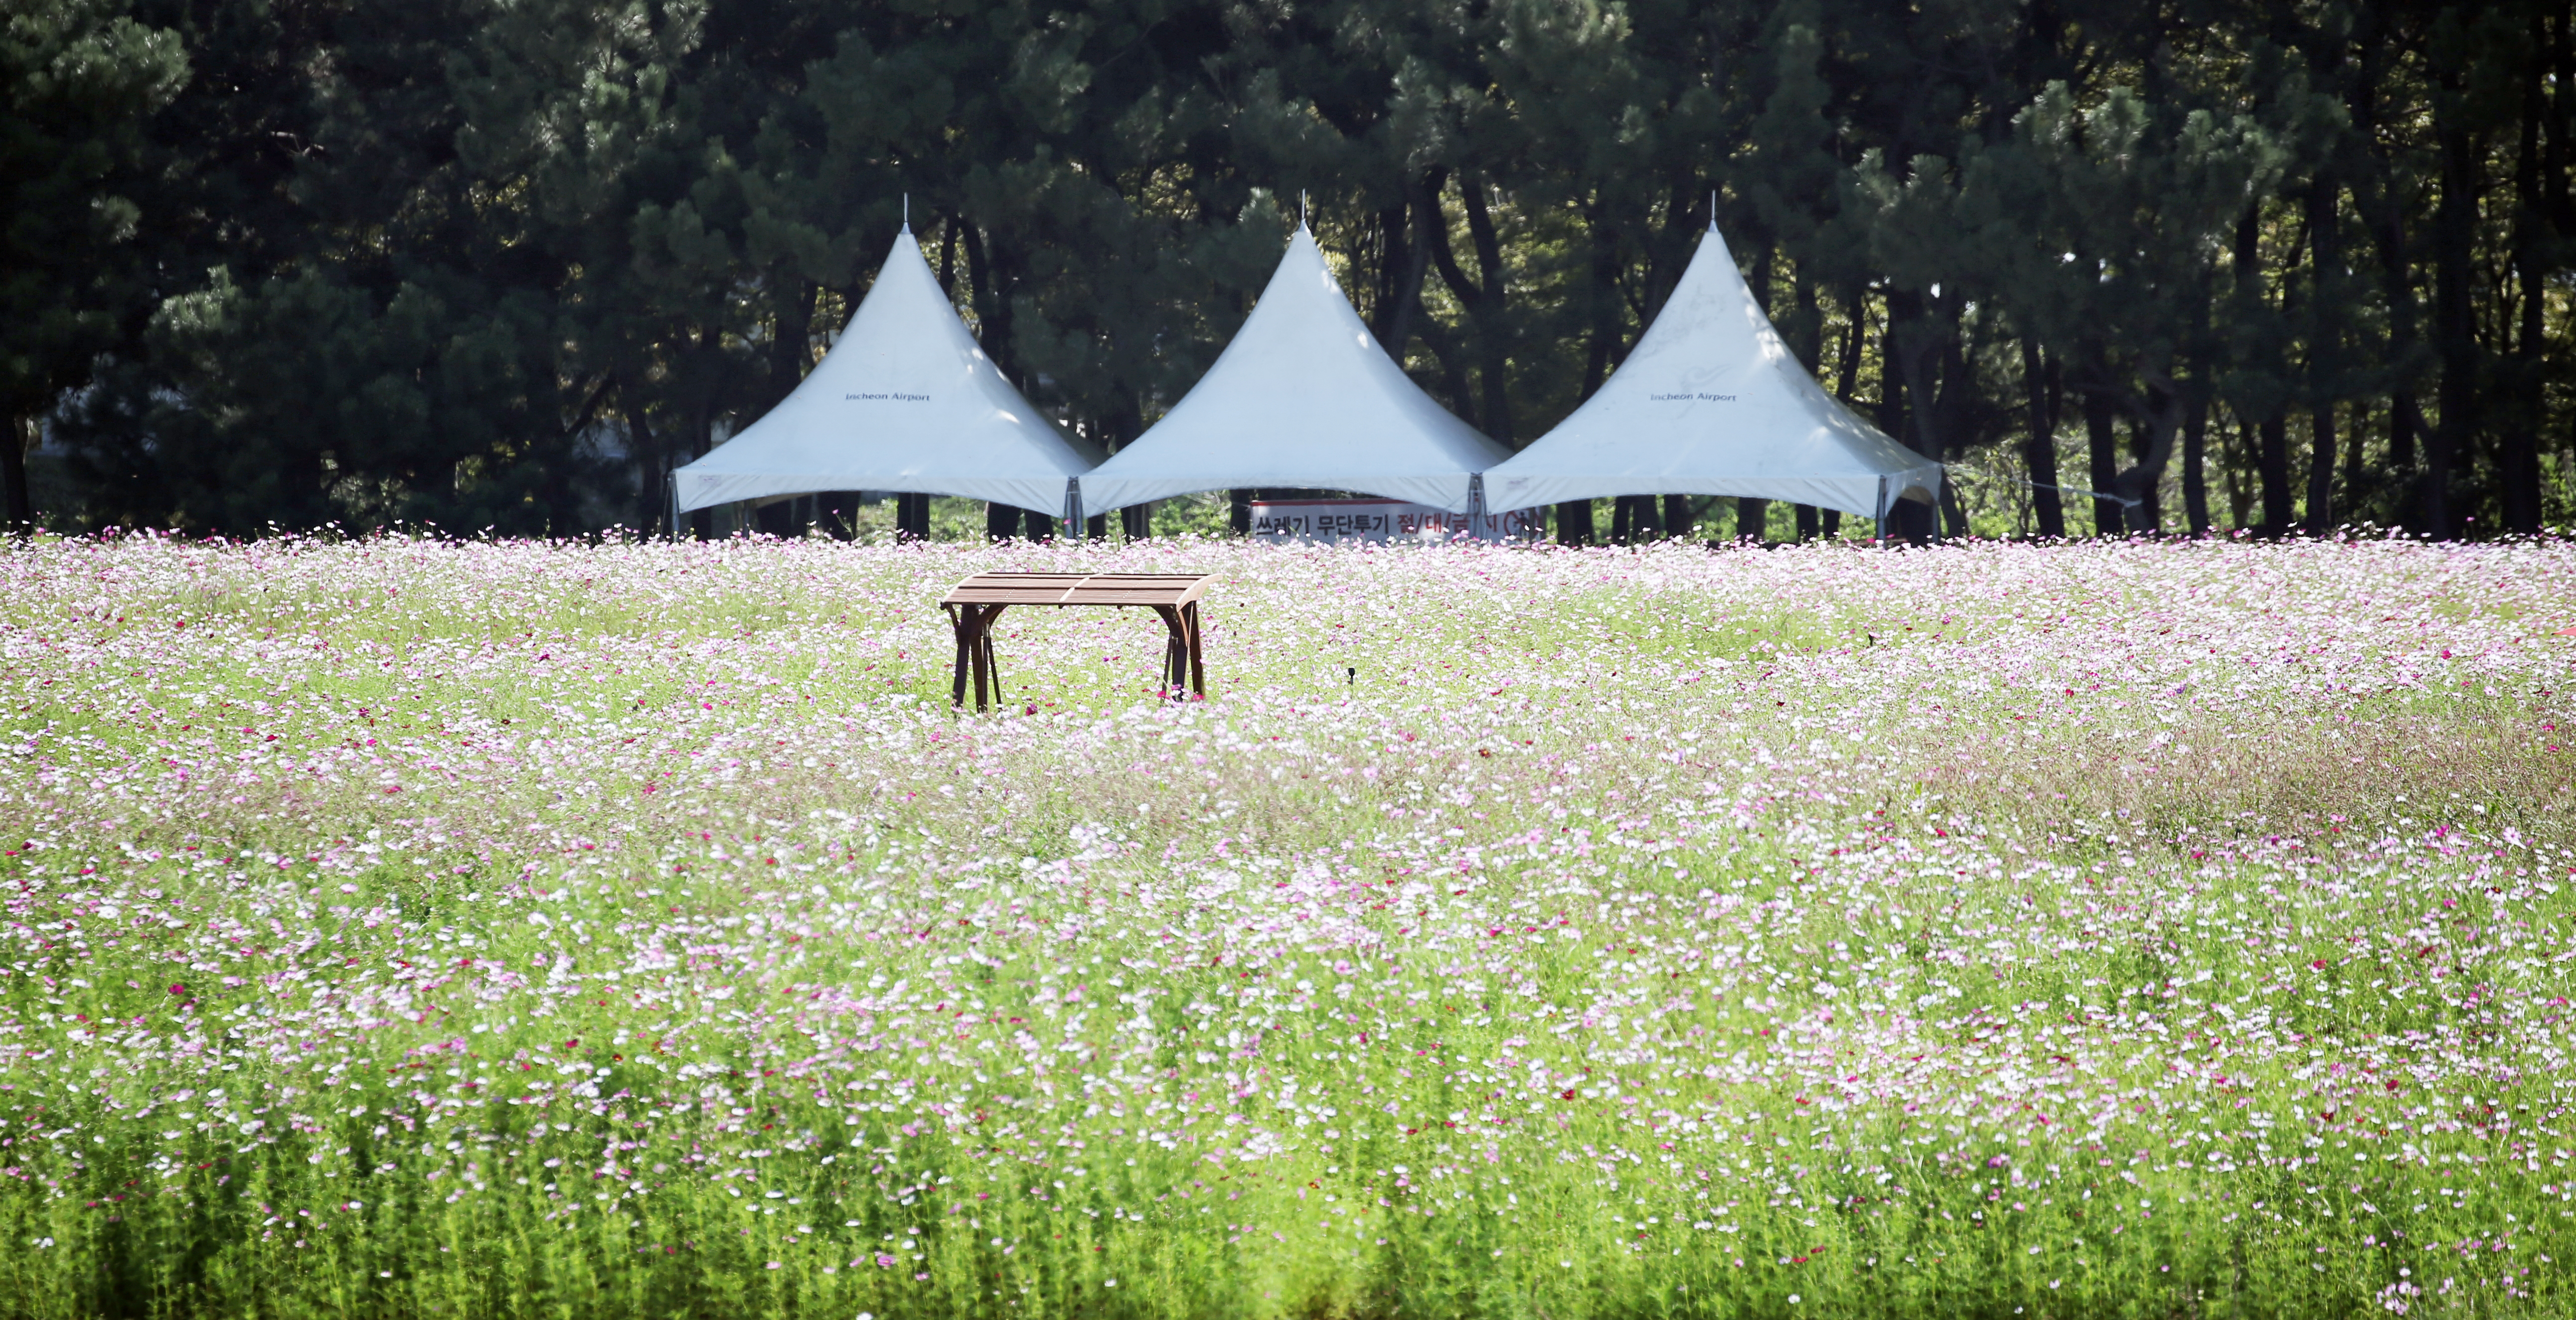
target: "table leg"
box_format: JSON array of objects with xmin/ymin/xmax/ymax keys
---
[
  {"xmin": 978, "ymin": 604, "xmax": 1008, "ymax": 712},
  {"xmin": 973, "ymin": 606, "xmax": 994, "ymax": 711},
  {"xmin": 946, "ymin": 605, "xmax": 971, "ymax": 708},
  {"xmin": 980, "ymin": 626, "xmax": 1002, "ymax": 710},
  {"xmin": 1185, "ymin": 601, "xmax": 1206, "ymax": 697},
  {"xmin": 1151, "ymin": 604, "xmax": 1185, "ymax": 698}
]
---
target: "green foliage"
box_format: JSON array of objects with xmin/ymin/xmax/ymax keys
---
[
  {"xmin": 0, "ymin": 0, "xmax": 185, "ymax": 524},
  {"xmin": 4, "ymin": 0, "xmax": 2573, "ymax": 539}
]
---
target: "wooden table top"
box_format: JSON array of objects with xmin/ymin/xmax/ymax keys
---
[{"xmin": 940, "ymin": 571, "xmax": 1213, "ymax": 607}]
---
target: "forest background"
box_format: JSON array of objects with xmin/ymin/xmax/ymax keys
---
[{"xmin": 3, "ymin": 0, "xmax": 2571, "ymax": 545}]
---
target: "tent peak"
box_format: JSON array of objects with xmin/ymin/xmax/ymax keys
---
[
  {"xmin": 1076, "ymin": 203, "xmax": 1505, "ymax": 514},
  {"xmin": 667, "ymin": 220, "xmax": 1101, "ymax": 516},
  {"xmin": 1480, "ymin": 219, "xmax": 1941, "ymax": 522}
]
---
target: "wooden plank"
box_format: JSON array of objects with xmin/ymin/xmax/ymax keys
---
[
  {"xmin": 942, "ymin": 571, "xmax": 1213, "ymax": 607},
  {"xmin": 944, "ymin": 590, "xmax": 1070, "ymax": 604},
  {"xmin": 1057, "ymin": 574, "xmax": 1212, "ymax": 606},
  {"xmin": 940, "ymin": 572, "xmax": 1091, "ymax": 605}
]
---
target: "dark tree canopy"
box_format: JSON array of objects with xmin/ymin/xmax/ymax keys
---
[{"xmin": 3, "ymin": 0, "xmax": 2571, "ymax": 541}]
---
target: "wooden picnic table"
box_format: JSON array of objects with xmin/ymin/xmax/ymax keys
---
[{"xmin": 938, "ymin": 572, "xmax": 1213, "ymax": 711}]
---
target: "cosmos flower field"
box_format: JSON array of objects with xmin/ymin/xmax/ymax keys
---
[{"xmin": 0, "ymin": 531, "xmax": 2571, "ymax": 1320}]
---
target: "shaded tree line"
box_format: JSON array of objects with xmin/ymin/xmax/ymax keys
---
[{"xmin": 3, "ymin": 0, "xmax": 2570, "ymax": 541}]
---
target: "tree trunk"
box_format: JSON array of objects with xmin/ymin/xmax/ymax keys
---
[
  {"xmin": 2505, "ymin": 26, "xmax": 2549, "ymax": 535},
  {"xmin": 1886, "ymin": 288, "xmax": 1944, "ymax": 542},
  {"xmin": 1874, "ymin": 289, "xmax": 1909, "ymax": 545},
  {"xmin": 2021, "ymin": 340, "xmax": 2066, "ymax": 538},
  {"xmin": 2, "ymin": 415, "xmax": 30, "ymax": 532},
  {"xmin": 624, "ymin": 397, "xmax": 660, "ymax": 536},
  {"xmin": 1874, "ymin": 290, "xmax": 1906, "ymax": 447},
  {"xmin": 1632, "ymin": 495, "xmax": 1662, "ymax": 540},
  {"xmin": 1554, "ymin": 500, "xmax": 1594, "ymax": 546},
  {"xmin": 2552, "ymin": 11, "xmax": 2575, "ymax": 237},
  {"xmin": 959, "ymin": 224, "xmax": 1017, "ymax": 382},
  {"xmin": 1412, "ymin": 312, "xmax": 1479, "ymax": 431},
  {"xmin": 2307, "ymin": 405, "xmax": 2338, "ymax": 534},
  {"xmin": 2231, "ymin": 205, "xmax": 2296, "ymax": 534},
  {"xmin": 1824, "ymin": 291, "xmax": 1865, "ymax": 542},
  {"xmin": 986, "ymin": 501, "xmax": 1020, "ymax": 541},
  {"xmin": 2350, "ymin": 18, "xmax": 2424, "ymax": 504},
  {"xmin": 1889, "ymin": 289, "xmax": 1940, "ymax": 462},
  {"xmin": 1427, "ymin": 171, "xmax": 1516, "ymax": 446},
  {"xmin": 2183, "ymin": 384, "xmax": 2212, "ymax": 535},
  {"xmin": 1735, "ymin": 497, "xmax": 1767, "ymax": 543},
  {"xmin": 2126, "ymin": 414, "xmax": 2159, "ymax": 529},
  {"xmin": 2225, "ymin": 418, "xmax": 2259, "ymax": 527},
  {"xmin": 1835, "ymin": 289, "xmax": 1868, "ymax": 405},
  {"xmin": 812, "ymin": 494, "xmax": 856, "ymax": 540},
  {"xmin": 2112, "ymin": 368, "xmax": 2190, "ymax": 534},
  {"xmin": 1794, "ymin": 503, "xmax": 1819, "ymax": 540},
  {"xmin": 2306, "ymin": 177, "xmax": 2341, "ymax": 534},
  {"xmin": 2389, "ymin": 392, "xmax": 2420, "ymax": 478},
  {"xmin": 1667, "ymin": 495, "xmax": 1697, "ymax": 538},
  {"xmin": 2429, "ymin": 66, "xmax": 2482, "ymax": 540},
  {"xmin": 1372, "ymin": 182, "xmax": 1433, "ymax": 356},
  {"xmin": 2257, "ymin": 415, "xmax": 2293, "ymax": 532},
  {"xmin": 1461, "ymin": 177, "xmax": 1515, "ymax": 445},
  {"xmin": 1610, "ymin": 495, "xmax": 1660, "ymax": 543},
  {"xmin": 2083, "ymin": 376, "xmax": 2121, "ymax": 536},
  {"xmin": 1121, "ymin": 502, "xmax": 1151, "ymax": 541}
]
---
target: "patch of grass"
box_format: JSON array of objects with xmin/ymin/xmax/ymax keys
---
[{"xmin": 0, "ymin": 534, "xmax": 2570, "ymax": 1318}]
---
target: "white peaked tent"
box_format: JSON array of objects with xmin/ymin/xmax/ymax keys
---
[
  {"xmin": 670, "ymin": 227, "xmax": 1104, "ymax": 518},
  {"xmin": 1481, "ymin": 223, "xmax": 1942, "ymax": 523},
  {"xmin": 1078, "ymin": 225, "xmax": 1510, "ymax": 515}
]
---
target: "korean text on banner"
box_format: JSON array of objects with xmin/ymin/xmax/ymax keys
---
[{"xmin": 1248, "ymin": 497, "xmax": 1544, "ymax": 542}]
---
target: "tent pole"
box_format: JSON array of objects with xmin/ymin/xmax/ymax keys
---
[
  {"xmin": 1874, "ymin": 476, "xmax": 1889, "ymax": 543},
  {"xmin": 666, "ymin": 475, "xmax": 679, "ymax": 542},
  {"xmin": 1065, "ymin": 479, "xmax": 1084, "ymax": 542}
]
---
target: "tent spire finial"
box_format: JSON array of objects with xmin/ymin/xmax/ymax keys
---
[
  {"xmin": 903, "ymin": 193, "xmax": 911, "ymax": 234},
  {"xmin": 1299, "ymin": 190, "xmax": 1308, "ymax": 231},
  {"xmin": 1708, "ymin": 189, "xmax": 1717, "ymax": 231}
]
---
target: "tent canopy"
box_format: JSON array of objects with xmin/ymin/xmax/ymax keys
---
[
  {"xmin": 1481, "ymin": 224, "xmax": 1940, "ymax": 521},
  {"xmin": 1078, "ymin": 225, "xmax": 1509, "ymax": 515},
  {"xmin": 671, "ymin": 228, "xmax": 1103, "ymax": 516}
]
